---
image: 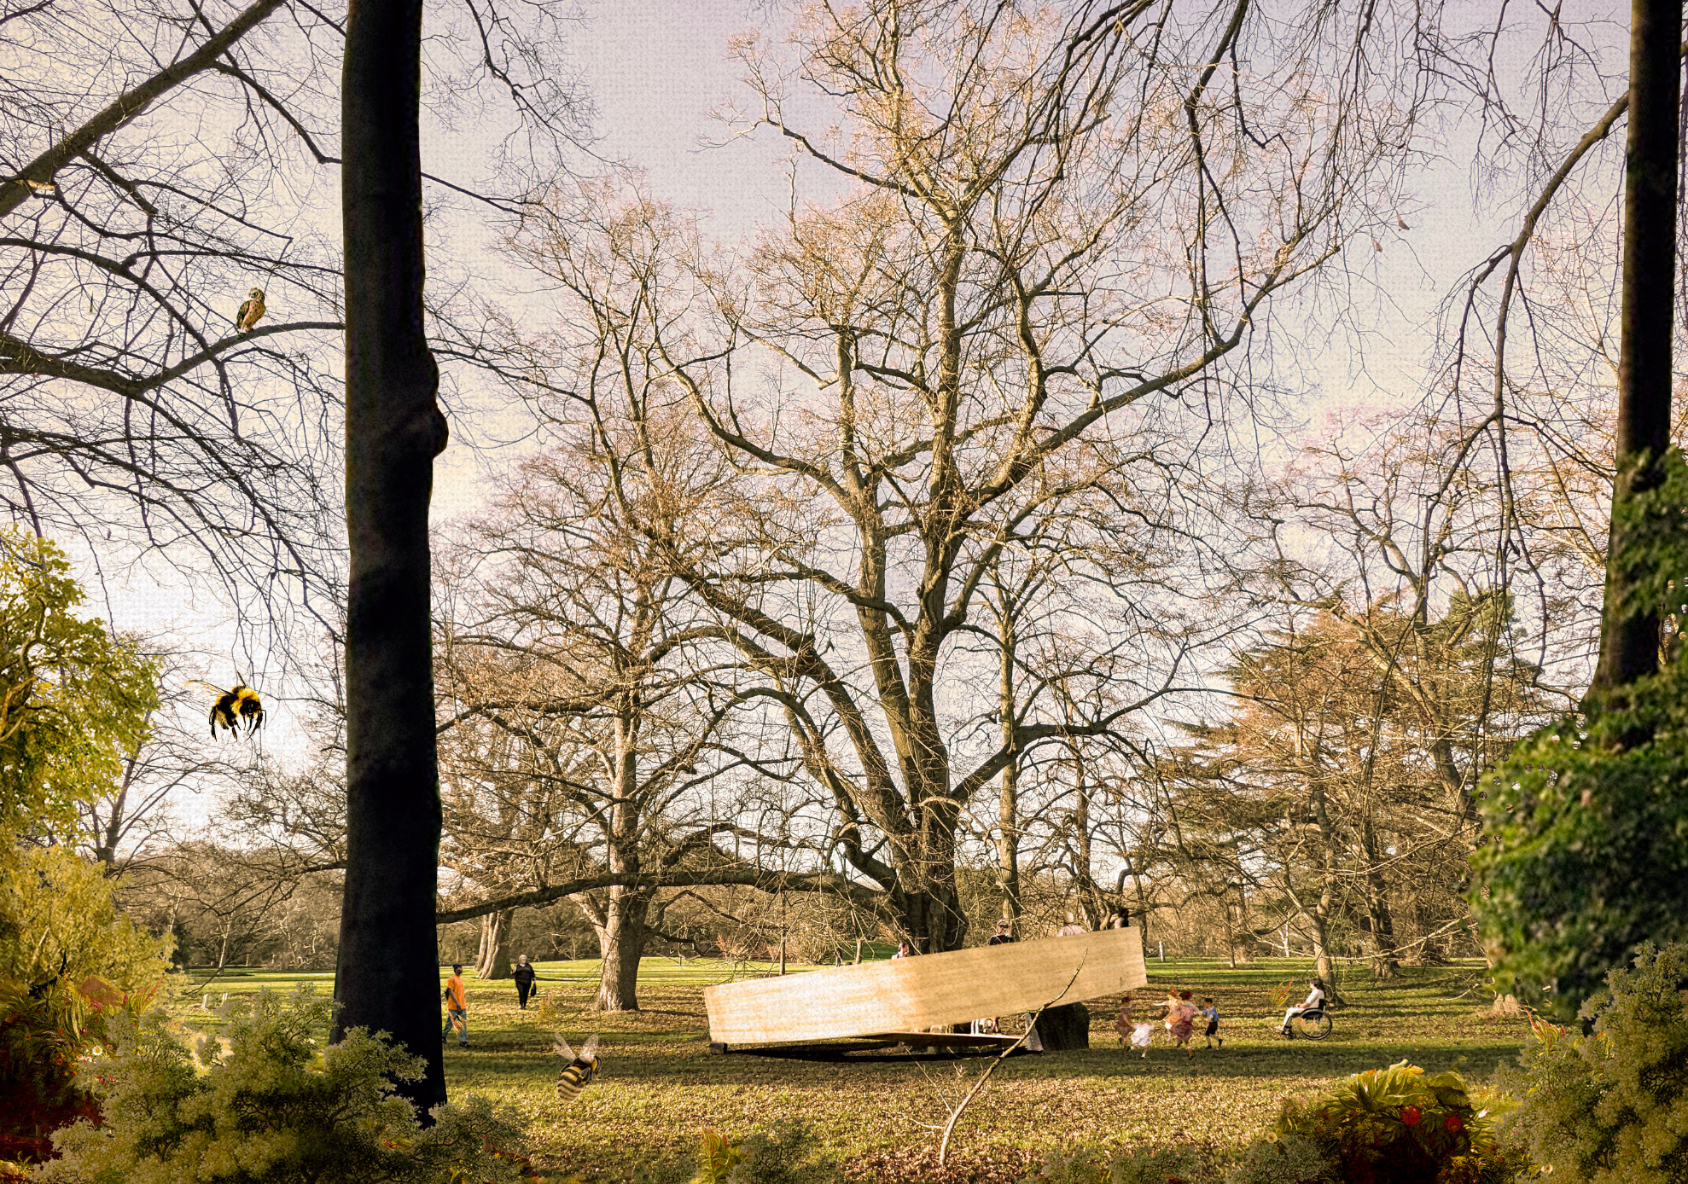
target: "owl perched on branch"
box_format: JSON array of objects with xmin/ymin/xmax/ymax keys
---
[{"xmin": 235, "ymin": 288, "xmax": 266, "ymax": 333}]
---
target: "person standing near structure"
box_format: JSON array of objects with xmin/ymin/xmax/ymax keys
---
[
  {"xmin": 513, "ymin": 954, "xmax": 537, "ymax": 1010},
  {"xmin": 441, "ymin": 963, "xmax": 468, "ymax": 1047}
]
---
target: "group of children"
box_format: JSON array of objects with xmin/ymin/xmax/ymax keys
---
[{"xmin": 1115, "ymin": 989, "xmax": 1220, "ymax": 1060}]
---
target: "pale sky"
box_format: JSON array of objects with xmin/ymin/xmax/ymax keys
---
[{"xmin": 75, "ymin": 0, "xmax": 1629, "ymax": 793}]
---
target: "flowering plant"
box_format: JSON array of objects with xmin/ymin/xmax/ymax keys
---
[{"xmin": 1273, "ymin": 1062, "xmax": 1517, "ymax": 1184}]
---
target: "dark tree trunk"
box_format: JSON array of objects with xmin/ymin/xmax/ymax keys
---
[
  {"xmin": 892, "ymin": 824, "xmax": 968, "ymax": 954},
  {"xmin": 332, "ymin": 0, "xmax": 450, "ymax": 1115},
  {"xmin": 1037, "ymin": 1003, "xmax": 1089, "ymax": 1052},
  {"xmin": 1592, "ymin": 0, "xmax": 1681, "ymax": 695}
]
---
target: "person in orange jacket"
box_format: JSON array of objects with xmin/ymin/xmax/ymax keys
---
[{"xmin": 441, "ymin": 963, "xmax": 468, "ymax": 1047}]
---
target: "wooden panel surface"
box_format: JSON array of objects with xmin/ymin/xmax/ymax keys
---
[{"xmin": 703, "ymin": 927, "xmax": 1146, "ymax": 1045}]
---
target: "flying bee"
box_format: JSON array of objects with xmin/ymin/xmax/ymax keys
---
[
  {"xmin": 552, "ymin": 1033, "xmax": 599, "ymax": 1101},
  {"xmin": 187, "ymin": 680, "xmax": 265, "ymax": 739}
]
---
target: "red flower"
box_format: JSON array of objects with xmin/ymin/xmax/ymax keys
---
[
  {"xmin": 1444, "ymin": 1113, "xmax": 1464, "ymax": 1133},
  {"xmin": 1400, "ymin": 1106, "xmax": 1422, "ymax": 1126}
]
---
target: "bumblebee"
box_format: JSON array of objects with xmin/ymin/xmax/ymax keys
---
[
  {"xmin": 552, "ymin": 1033, "xmax": 599, "ymax": 1101},
  {"xmin": 188, "ymin": 680, "xmax": 265, "ymax": 738}
]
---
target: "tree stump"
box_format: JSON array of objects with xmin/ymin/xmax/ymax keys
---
[{"xmin": 1036, "ymin": 1003, "xmax": 1089, "ymax": 1051}]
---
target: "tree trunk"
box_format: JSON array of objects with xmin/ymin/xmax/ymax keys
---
[
  {"xmin": 592, "ymin": 885, "xmax": 651, "ymax": 1011},
  {"xmin": 475, "ymin": 909, "xmax": 513, "ymax": 980},
  {"xmin": 1308, "ymin": 785, "xmax": 1342, "ymax": 1000},
  {"xmin": 1036, "ymin": 1003, "xmax": 1089, "ymax": 1052},
  {"xmin": 332, "ymin": 0, "xmax": 450, "ymax": 1115},
  {"xmin": 995, "ymin": 619, "xmax": 1021, "ymax": 926},
  {"xmin": 1592, "ymin": 0, "xmax": 1681, "ymax": 695},
  {"xmin": 893, "ymin": 805, "xmax": 968, "ymax": 953},
  {"xmin": 1360, "ymin": 817, "xmax": 1400, "ymax": 978}
]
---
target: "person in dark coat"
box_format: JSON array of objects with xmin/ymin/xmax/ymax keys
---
[{"xmin": 512, "ymin": 954, "xmax": 537, "ymax": 1009}]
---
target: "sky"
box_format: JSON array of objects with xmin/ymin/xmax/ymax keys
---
[{"xmin": 69, "ymin": 0, "xmax": 1631, "ymax": 803}]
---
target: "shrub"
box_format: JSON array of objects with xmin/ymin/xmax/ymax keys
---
[
  {"xmin": 1027, "ymin": 1142, "xmax": 1204, "ymax": 1184},
  {"xmin": 1499, "ymin": 941, "xmax": 1688, "ymax": 1183},
  {"xmin": 689, "ymin": 1125, "xmax": 838, "ymax": 1184},
  {"xmin": 1272, "ymin": 1062, "xmax": 1517, "ymax": 1184},
  {"xmin": 694, "ymin": 1130, "xmax": 744, "ymax": 1184},
  {"xmin": 0, "ymin": 845, "xmax": 172, "ymax": 1165},
  {"xmin": 34, "ymin": 988, "xmax": 535, "ymax": 1184},
  {"xmin": 1470, "ymin": 451, "xmax": 1688, "ymax": 1017},
  {"xmin": 1221, "ymin": 1136, "xmax": 1331, "ymax": 1184}
]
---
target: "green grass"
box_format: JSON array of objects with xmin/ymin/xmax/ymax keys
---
[{"xmin": 165, "ymin": 957, "xmax": 1528, "ymax": 1182}]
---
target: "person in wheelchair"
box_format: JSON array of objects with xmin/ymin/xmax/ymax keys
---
[{"xmin": 1280, "ymin": 976, "xmax": 1328, "ymax": 1035}]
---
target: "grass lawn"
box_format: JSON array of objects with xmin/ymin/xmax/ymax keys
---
[{"xmin": 166, "ymin": 956, "xmax": 1529, "ymax": 1183}]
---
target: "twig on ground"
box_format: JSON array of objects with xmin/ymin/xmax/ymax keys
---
[{"xmin": 935, "ymin": 958, "xmax": 1087, "ymax": 1166}]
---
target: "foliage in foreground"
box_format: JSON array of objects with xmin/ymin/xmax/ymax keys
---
[
  {"xmin": 690, "ymin": 1124, "xmax": 840, "ymax": 1184},
  {"xmin": 0, "ymin": 527, "xmax": 159, "ymax": 842},
  {"xmin": 35, "ymin": 989, "xmax": 535, "ymax": 1184},
  {"xmin": 1498, "ymin": 941, "xmax": 1688, "ymax": 1183},
  {"xmin": 0, "ymin": 845, "xmax": 172, "ymax": 1165},
  {"xmin": 1470, "ymin": 449, "xmax": 1688, "ymax": 1016},
  {"xmin": 1023, "ymin": 1062, "xmax": 1519, "ymax": 1184},
  {"xmin": 1271, "ymin": 1062, "xmax": 1517, "ymax": 1184}
]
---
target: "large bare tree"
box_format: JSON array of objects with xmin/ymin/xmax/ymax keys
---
[{"xmin": 650, "ymin": 0, "xmax": 1432, "ymax": 952}]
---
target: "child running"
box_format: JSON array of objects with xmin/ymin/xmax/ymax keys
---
[
  {"xmin": 1116, "ymin": 993, "xmax": 1155, "ymax": 1058},
  {"xmin": 1164, "ymin": 988, "xmax": 1198, "ymax": 1059},
  {"xmin": 1200, "ymin": 996, "xmax": 1222, "ymax": 1048}
]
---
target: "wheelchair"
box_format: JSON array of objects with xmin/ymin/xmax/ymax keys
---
[{"xmin": 1283, "ymin": 1007, "xmax": 1333, "ymax": 1040}]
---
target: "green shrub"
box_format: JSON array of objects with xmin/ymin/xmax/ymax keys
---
[
  {"xmin": 1499, "ymin": 941, "xmax": 1688, "ymax": 1183},
  {"xmin": 1, "ymin": 845, "xmax": 173, "ymax": 1166},
  {"xmin": 34, "ymin": 988, "xmax": 534, "ymax": 1184},
  {"xmin": 692, "ymin": 1130, "xmax": 743, "ymax": 1184},
  {"xmin": 1028, "ymin": 1142, "xmax": 1204, "ymax": 1184},
  {"xmin": 1272, "ymin": 1062, "xmax": 1518, "ymax": 1184},
  {"xmin": 1221, "ymin": 1136, "xmax": 1331, "ymax": 1184},
  {"xmin": 690, "ymin": 1125, "xmax": 837, "ymax": 1184},
  {"xmin": 1469, "ymin": 449, "xmax": 1688, "ymax": 1017}
]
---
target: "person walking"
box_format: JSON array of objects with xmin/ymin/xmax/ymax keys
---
[
  {"xmin": 513, "ymin": 954, "xmax": 537, "ymax": 1010},
  {"xmin": 441, "ymin": 963, "xmax": 468, "ymax": 1047}
]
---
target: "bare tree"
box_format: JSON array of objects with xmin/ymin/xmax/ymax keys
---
[
  {"xmin": 1, "ymin": 0, "xmax": 348, "ymax": 626},
  {"xmin": 434, "ymin": 186, "xmax": 835, "ymax": 1008},
  {"xmin": 651, "ymin": 0, "xmax": 1430, "ymax": 952},
  {"xmin": 75, "ymin": 651, "xmax": 249, "ymax": 874}
]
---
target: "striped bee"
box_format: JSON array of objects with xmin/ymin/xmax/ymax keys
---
[
  {"xmin": 553, "ymin": 1033, "xmax": 599, "ymax": 1101},
  {"xmin": 188, "ymin": 680, "xmax": 265, "ymax": 739}
]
